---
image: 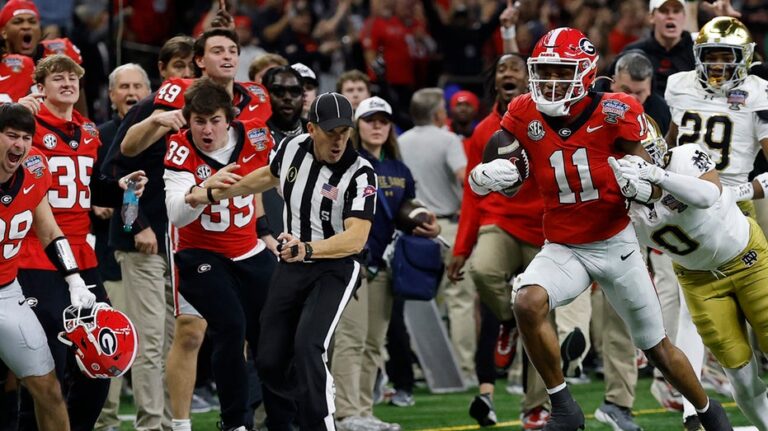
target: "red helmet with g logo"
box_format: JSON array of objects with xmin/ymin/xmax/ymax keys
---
[
  {"xmin": 58, "ymin": 303, "xmax": 138, "ymax": 379},
  {"xmin": 528, "ymin": 27, "xmax": 599, "ymax": 116}
]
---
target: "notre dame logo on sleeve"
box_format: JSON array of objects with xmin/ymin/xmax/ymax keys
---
[{"xmin": 742, "ymin": 249, "xmax": 758, "ymax": 267}]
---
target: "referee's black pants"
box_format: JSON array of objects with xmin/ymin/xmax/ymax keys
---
[
  {"xmin": 175, "ymin": 248, "xmax": 282, "ymax": 430},
  {"xmin": 257, "ymin": 258, "xmax": 361, "ymax": 431},
  {"xmin": 16, "ymin": 268, "xmax": 111, "ymax": 431}
]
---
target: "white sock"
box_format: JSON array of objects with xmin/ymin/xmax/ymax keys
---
[
  {"xmin": 695, "ymin": 400, "xmax": 710, "ymax": 414},
  {"xmin": 724, "ymin": 357, "xmax": 768, "ymax": 431},
  {"xmin": 546, "ymin": 382, "xmax": 567, "ymax": 395},
  {"xmin": 172, "ymin": 419, "xmax": 192, "ymax": 431},
  {"xmin": 675, "ymin": 286, "xmax": 706, "ymax": 419}
]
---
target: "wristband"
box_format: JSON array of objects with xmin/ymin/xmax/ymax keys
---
[
  {"xmin": 756, "ymin": 175, "xmax": 768, "ymax": 198},
  {"xmin": 207, "ymin": 187, "xmax": 215, "ymax": 203},
  {"xmin": 45, "ymin": 237, "xmax": 80, "ymax": 276},
  {"xmin": 256, "ymin": 215, "xmax": 273, "ymax": 237},
  {"xmin": 303, "ymin": 242, "xmax": 313, "ymax": 261},
  {"xmin": 733, "ymin": 183, "xmax": 755, "ymax": 202},
  {"xmin": 500, "ymin": 25, "xmax": 516, "ymax": 40},
  {"xmin": 188, "ymin": 184, "xmax": 200, "ymax": 195},
  {"xmin": 633, "ymin": 179, "xmax": 657, "ymax": 204}
]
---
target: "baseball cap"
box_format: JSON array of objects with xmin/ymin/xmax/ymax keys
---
[
  {"xmin": 355, "ymin": 96, "xmax": 392, "ymax": 120},
  {"xmin": 450, "ymin": 90, "xmax": 480, "ymax": 112},
  {"xmin": 291, "ymin": 62, "xmax": 318, "ymax": 87},
  {"xmin": 309, "ymin": 92, "xmax": 354, "ymax": 131},
  {"xmin": 0, "ymin": 0, "xmax": 39, "ymax": 29},
  {"xmin": 648, "ymin": 0, "xmax": 685, "ymax": 12}
]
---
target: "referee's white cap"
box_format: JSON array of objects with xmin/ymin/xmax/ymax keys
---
[{"xmin": 309, "ymin": 92, "xmax": 355, "ymax": 131}]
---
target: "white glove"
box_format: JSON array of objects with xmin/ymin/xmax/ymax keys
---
[
  {"xmin": 65, "ymin": 274, "xmax": 96, "ymax": 309},
  {"xmin": 469, "ymin": 159, "xmax": 520, "ymax": 195},
  {"xmin": 608, "ymin": 157, "xmax": 637, "ymax": 198},
  {"xmin": 618, "ymin": 155, "xmax": 666, "ymax": 184}
]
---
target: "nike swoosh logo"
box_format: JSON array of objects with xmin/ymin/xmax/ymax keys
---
[
  {"xmin": 243, "ymin": 154, "xmax": 256, "ymax": 163},
  {"xmin": 84, "ymin": 138, "xmax": 93, "ymax": 144},
  {"xmin": 247, "ymin": 105, "xmax": 259, "ymax": 112},
  {"xmin": 0, "ymin": 75, "xmax": 10, "ymax": 81},
  {"xmin": 620, "ymin": 250, "xmax": 635, "ymax": 261},
  {"xmin": 18, "ymin": 298, "xmax": 26, "ymax": 306},
  {"xmin": 586, "ymin": 125, "xmax": 603, "ymax": 133},
  {"xmin": 23, "ymin": 184, "xmax": 35, "ymax": 194}
]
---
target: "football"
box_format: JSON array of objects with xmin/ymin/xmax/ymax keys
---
[
  {"xmin": 481, "ymin": 129, "xmax": 530, "ymax": 197},
  {"xmin": 396, "ymin": 199, "xmax": 431, "ymax": 233}
]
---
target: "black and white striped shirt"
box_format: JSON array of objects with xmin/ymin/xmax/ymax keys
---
[{"xmin": 269, "ymin": 133, "xmax": 377, "ymax": 242}]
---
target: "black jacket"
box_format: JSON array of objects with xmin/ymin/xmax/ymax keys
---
[{"xmin": 101, "ymin": 93, "xmax": 169, "ymax": 255}]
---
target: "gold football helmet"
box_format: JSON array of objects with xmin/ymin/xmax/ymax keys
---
[
  {"xmin": 641, "ymin": 114, "xmax": 668, "ymax": 167},
  {"xmin": 694, "ymin": 17, "xmax": 754, "ymax": 94}
]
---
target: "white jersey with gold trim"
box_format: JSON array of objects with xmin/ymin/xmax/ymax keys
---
[
  {"xmin": 665, "ymin": 71, "xmax": 768, "ymax": 186},
  {"xmin": 629, "ymin": 144, "xmax": 749, "ymax": 270}
]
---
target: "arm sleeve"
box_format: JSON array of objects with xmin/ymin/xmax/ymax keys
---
[
  {"xmin": 659, "ymin": 171, "xmax": 720, "ymax": 208},
  {"xmin": 163, "ymin": 169, "xmax": 206, "ymax": 228},
  {"xmin": 454, "ymin": 131, "xmax": 485, "ymax": 257},
  {"xmin": 343, "ymin": 166, "xmax": 378, "ymax": 221},
  {"xmin": 661, "ymin": 146, "xmax": 720, "ymax": 208}
]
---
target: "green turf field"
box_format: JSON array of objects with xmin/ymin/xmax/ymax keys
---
[{"xmin": 117, "ymin": 375, "xmax": 755, "ymax": 430}]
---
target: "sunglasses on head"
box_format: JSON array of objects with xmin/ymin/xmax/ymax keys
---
[{"xmin": 269, "ymin": 84, "xmax": 303, "ymax": 98}]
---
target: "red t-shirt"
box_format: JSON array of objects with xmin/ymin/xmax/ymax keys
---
[
  {"xmin": 164, "ymin": 120, "xmax": 274, "ymax": 259},
  {"xmin": 0, "ymin": 148, "xmax": 52, "ymax": 285},
  {"xmin": 154, "ymin": 78, "xmax": 272, "ymax": 123},
  {"xmin": 362, "ymin": 15, "xmax": 415, "ymax": 86},
  {"xmin": 0, "ymin": 54, "xmax": 34, "ymax": 102},
  {"xmin": 454, "ymin": 106, "xmax": 545, "ymax": 257},
  {"xmin": 21, "ymin": 105, "xmax": 101, "ymax": 270},
  {"xmin": 500, "ymin": 92, "xmax": 645, "ymax": 244}
]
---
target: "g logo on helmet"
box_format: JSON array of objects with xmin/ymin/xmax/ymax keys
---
[
  {"xmin": 578, "ymin": 38, "xmax": 596, "ymax": 55},
  {"xmin": 98, "ymin": 328, "xmax": 118, "ymax": 356}
]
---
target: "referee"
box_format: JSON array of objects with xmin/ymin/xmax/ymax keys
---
[{"xmin": 186, "ymin": 92, "xmax": 376, "ymax": 431}]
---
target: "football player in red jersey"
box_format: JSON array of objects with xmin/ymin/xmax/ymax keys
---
[
  {"xmin": 16, "ymin": 55, "xmax": 146, "ymax": 431},
  {"xmin": 120, "ymin": 28, "xmax": 272, "ymax": 157},
  {"xmin": 0, "ymin": 1, "xmax": 87, "ymax": 112},
  {"xmin": 0, "ymin": 103, "xmax": 74, "ymax": 431},
  {"xmin": 163, "ymin": 79, "xmax": 276, "ymax": 431},
  {"xmin": 118, "ymin": 28, "xmax": 283, "ymax": 431},
  {"xmin": 469, "ymin": 28, "xmax": 731, "ymax": 431}
]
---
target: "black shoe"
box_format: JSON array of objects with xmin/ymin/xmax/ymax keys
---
[
  {"xmin": 684, "ymin": 415, "xmax": 705, "ymax": 431},
  {"xmin": 696, "ymin": 399, "xmax": 732, "ymax": 431},
  {"xmin": 543, "ymin": 401, "xmax": 585, "ymax": 431},
  {"xmin": 560, "ymin": 328, "xmax": 587, "ymax": 376},
  {"xmin": 469, "ymin": 393, "xmax": 498, "ymax": 427}
]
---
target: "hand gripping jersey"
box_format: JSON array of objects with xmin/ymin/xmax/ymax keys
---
[
  {"xmin": 629, "ymin": 144, "xmax": 749, "ymax": 270},
  {"xmin": 0, "ymin": 147, "xmax": 51, "ymax": 285},
  {"xmin": 666, "ymin": 71, "xmax": 768, "ymax": 186},
  {"xmin": 0, "ymin": 54, "xmax": 34, "ymax": 103},
  {"xmin": 500, "ymin": 92, "xmax": 646, "ymax": 244},
  {"xmin": 154, "ymin": 77, "xmax": 272, "ymax": 123},
  {"xmin": 164, "ymin": 120, "xmax": 274, "ymax": 258},
  {"xmin": 20, "ymin": 105, "xmax": 101, "ymax": 270}
]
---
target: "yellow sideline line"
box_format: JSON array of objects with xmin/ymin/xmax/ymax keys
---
[{"xmin": 415, "ymin": 402, "xmax": 739, "ymax": 431}]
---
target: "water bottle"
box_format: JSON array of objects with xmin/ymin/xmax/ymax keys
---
[{"xmin": 121, "ymin": 180, "xmax": 139, "ymax": 232}]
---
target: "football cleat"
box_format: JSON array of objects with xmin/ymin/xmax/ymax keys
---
[
  {"xmin": 650, "ymin": 377, "xmax": 683, "ymax": 412},
  {"xmin": 494, "ymin": 324, "xmax": 518, "ymax": 370}
]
